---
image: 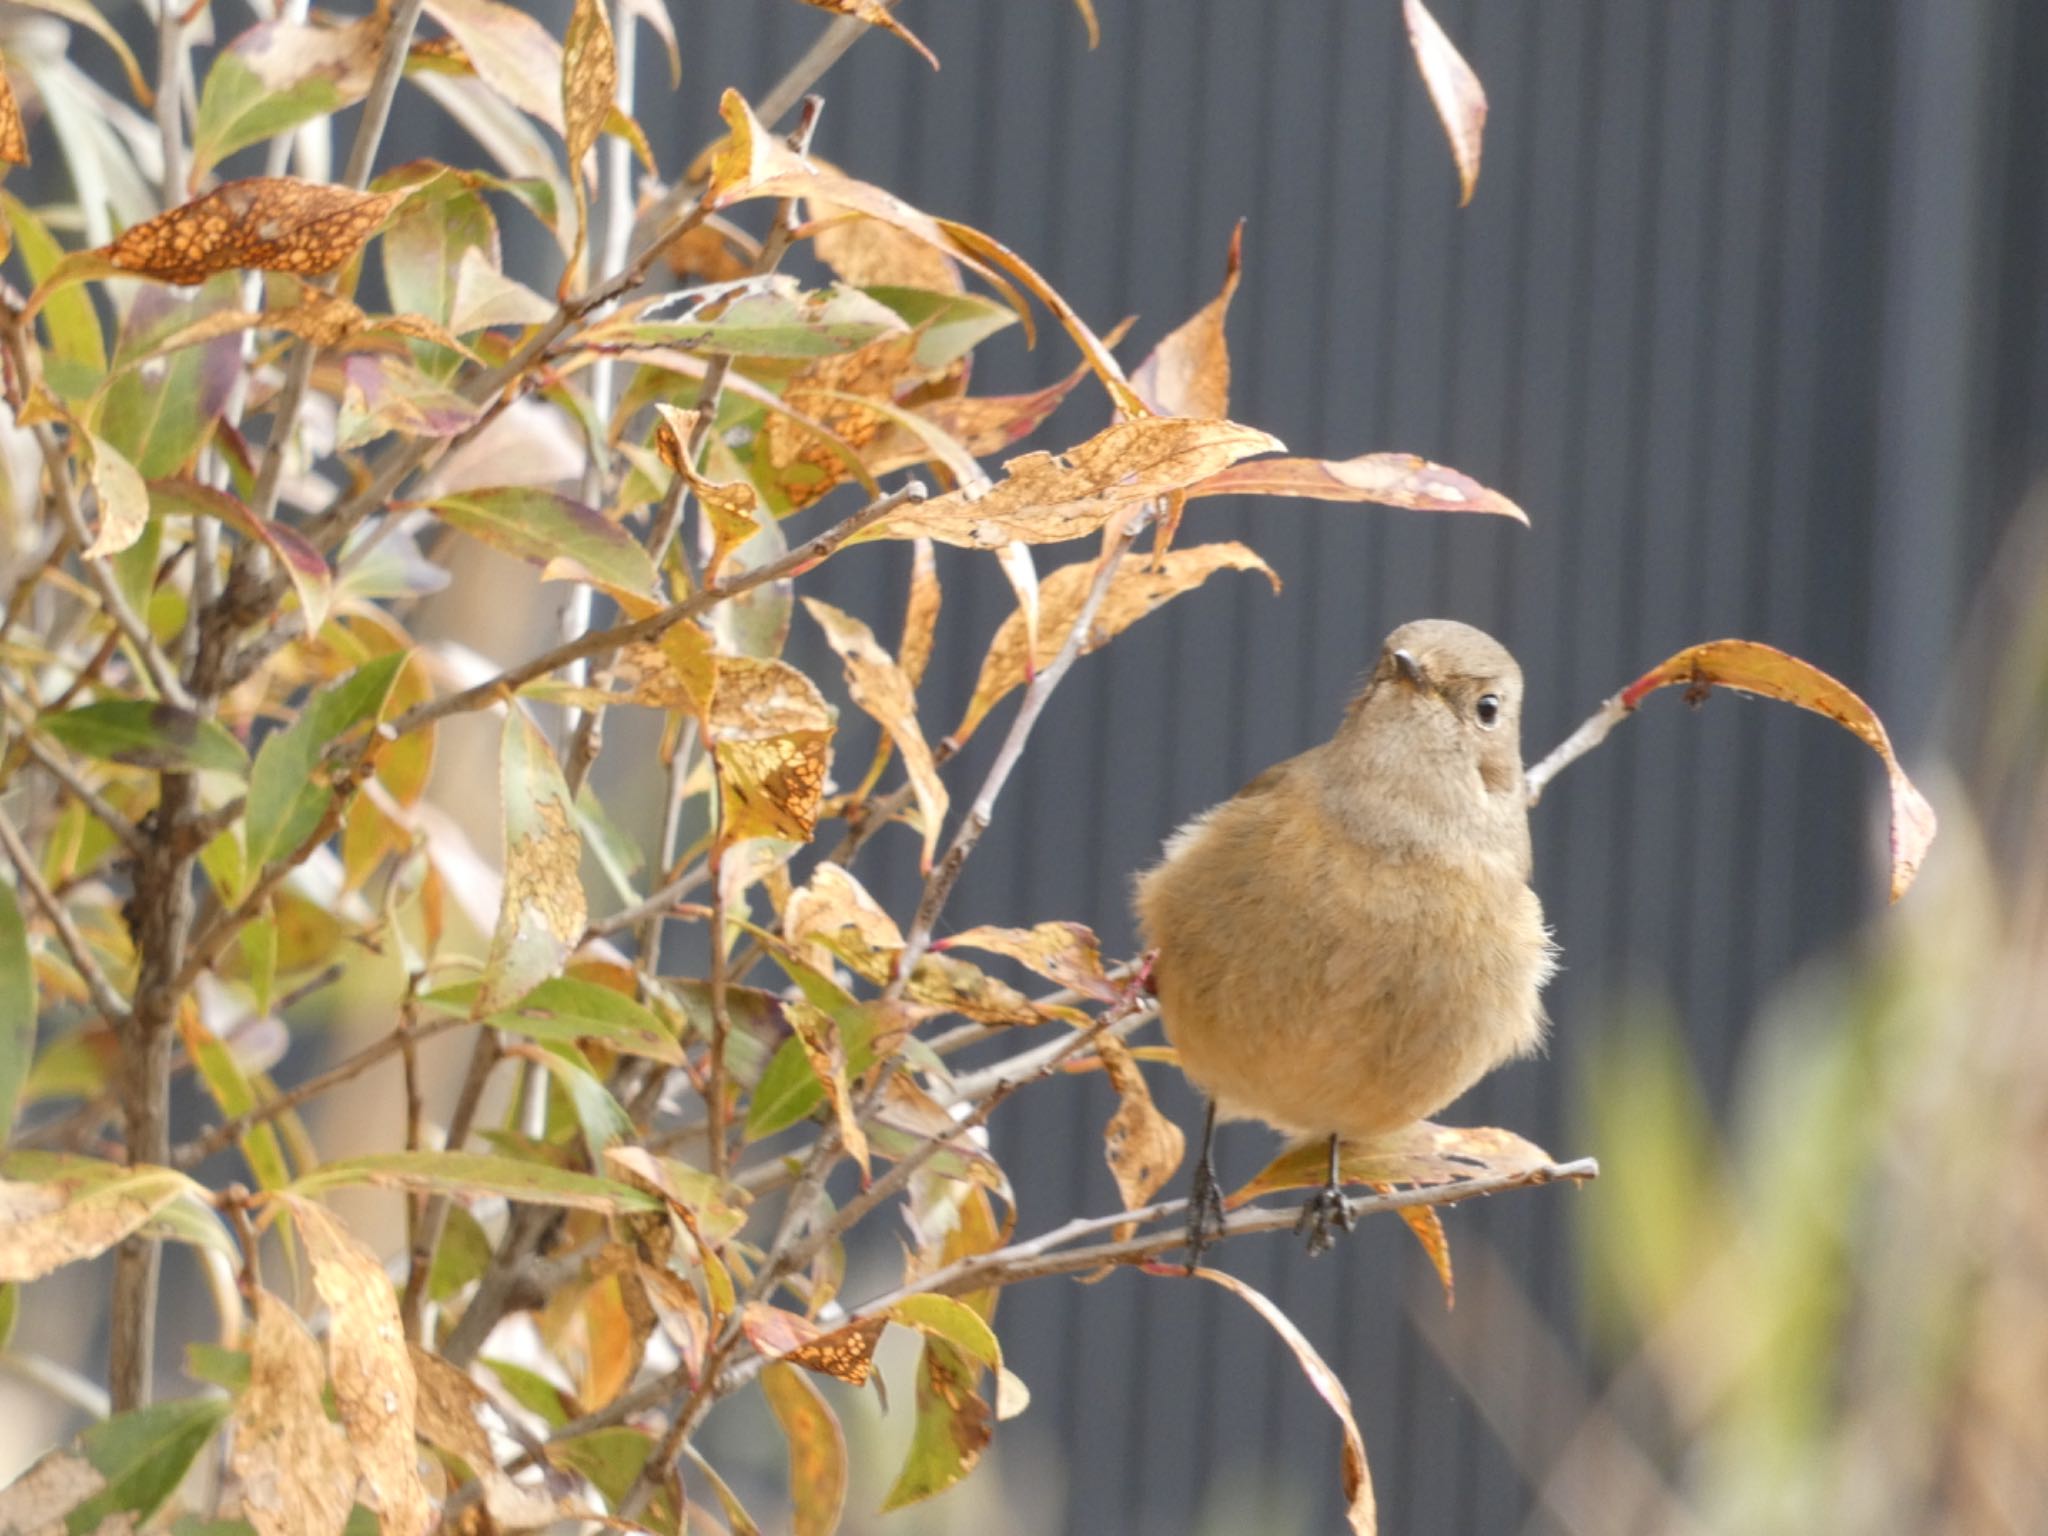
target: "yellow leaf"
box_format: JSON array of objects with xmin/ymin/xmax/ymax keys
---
[
  {"xmin": 99, "ymin": 178, "xmax": 406, "ymax": 286},
  {"xmin": 0, "ymin": 68, "xmax": 28, "ymax": 168},
  {"xmin": 954, "ymin": 542, "xmax": 1278, "ymax": 744},
  {"xmin": 485, "ymin": 705, "xmax": 586, "ymax": 1010},
  {"xmin": 936, "ymin": 921, "xmax": 1116, "ymax": 1000},
  {"xmin": 1404, "ymin": 0, "xmax": 1487, "ymax": 206},
  {"xmin": 1186, "ymin": 451, "xmax": 1528, "ymax": 522},
  {"xmin": 1071, "ymin": 0, "xmax": 1101, "ymax": 47},
  {"xmin": 796, "ymin": 0, "xmax": 938, "ymax": 67},
  {"xmin": 232, "ymin": 1292, "xmax": 356, "ymax": 1536},
  {"xmin": 1131, "ymin": 220, "xmax": 1241, "ymax": 420},
  {"xmin": 0, "ymin": 1159, "xmax": 198, "ymax": 1282},
  {"xmin": 1617, "ymin": 639, "xmax": 1938, "ymax": 900},
  {"xmin": 1097, "ymin": 1037, "xmax": 1183, "ymax": 1238},
  {"xmin": 286, "ymin": 1198, "xmax": 431, "ymax": 1536},
  {"xmin": 559, "ymin": 0, "xmax": 617, "ymax": 292},
  {"xmin": 803, "ymin": 598, "xmax": 948, "ymax": 870},
  {"xmin": 1229, "ymin": 1120, "xmax": 1558, "ymax": 1208},
  {"xmin": 864, "ymin": 418, "xmax": 1282, "ymax": 549},
  {"xmin": 79, "ymin": 433, "xmax": 148, "ymax": 559},
  {"xmin": 899, "ymin": 537, "xmax": 942, "ymax": 688},
  {"xmin": 653, "ymin": 405, "xmax": 759, "ymax": 581},
  {"xmin": 1390, "ymin": 1200, "xmax": 1455, "ymax": 1309},
  {"xmin": 709, "ymin": 657, "xmax": 834, "ymax": 846},
  {"xmin": 412, "ymin": 1347, "xmax": 575, "ymax": 1527},
  {"xmin": 761, "ymin": 1363, "xmax": 850, "ymax": 1536},
  {"xmin": 784, "ymin": 863, "xmax": 903, "ymax": 974},
  {"xmin": 810, "ymin": 201, "xmax": 963, "ymax": 292}
]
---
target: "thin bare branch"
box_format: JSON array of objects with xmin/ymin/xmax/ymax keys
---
[
  {"xmin": 1525, "ymin": 692, "xmax": 1632, "ymax": 805},
  {"xmin": 0, "ymin": 803, "xmax": 129, "ymax": 1023}
]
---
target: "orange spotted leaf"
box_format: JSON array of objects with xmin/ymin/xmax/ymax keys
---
[{"xmin": 100, "ymin": 178, "xmax": 406, "ymax": 286}]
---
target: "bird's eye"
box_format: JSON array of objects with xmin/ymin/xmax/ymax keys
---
[{"xmin": 1475, "ymin": 693, "xmax": 1502, "ymax": 728}]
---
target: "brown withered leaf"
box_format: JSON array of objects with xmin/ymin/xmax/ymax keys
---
[
  {"xmin": 1405, "ymin": 0, "xmax": 1487, "ymax": 206},
  {"xmin": 411, "ymin": 1348, "xmax": 573, "ymax": 1527},
  {"xmin": 900, "ymin": 537, "xmax": 941, "ymax": 687},
  {"xmin": 1230, "ymin": 1120, "xmax": 1558, "ymax": 1207},
  {"xmin": 287, "ymin": 1197, "xmax": 432, "ymax": 1536},
  {"xmin": 1097, "ymin": 1037, "xmax": 1184, "ymax": 1238},
  {"xmin": 762, "ymin": 332, "xmax": 933, "ymax": 513},
  {"xmin": 935, "ymin": 921, "xmax": 1117, "ymax": 1001},
  {"xmin": 784, "ymin": 1317, "xmax": 887, "ymax": 1386},
  {"xmin": 871, "ymin": 360, "xmax": 1094, "ymax": 476},
  {"xmin": 102, "ymin": 178, "xmax": 405, "ymax": 285},
  {"xmin": 709, "ymin": 656, "xmax": 834, "ymax": 845},
  {"xmin": 1167, "ymin": 1266, "xmax": 1375, "ymax": 1535},
  {"xmin": 811, "ymin": 201, "xmax": 963, "ymax": 292},
  {"xmin": 663, "ymin": 218, "xmax": 754, "ymax": 283},
  {"xmin": 1131, "ymin": 220, "xmax": 1241, "ymax": 420},
  {"xmin": 604, "ymin": 627, "xmax": 718, "ymax": 718},
  {"xmin": 804, "ymin": 598, "xmax": 948, "ymax": 870},
  {"xmin": 0, "ymin": 68, "xmax": 28, "ymax": 167},
  {"xmin": 1186, "ymin": 451, "xmax": 1527, "ymax": 522},
  {"xmin": 784, "ymin": 998, "xmax": 870, "ymax": 1175},
  {"xmin": 955, "ymin": 542, "xmax": 1278, "ymax": 744},
  {"xmin": 233, "ymin": 1292, "xmax": 356, "ymax": 1536},
  {"xmin": 794, "ymin": 0, "xmax": 938, "ymax": 68},
  {"xmin": 0, "ymin": 1159, "xmax": 198, "ymax": 1282},
  {"xmin": 653, "ymin": 405, "xmax": 759, "ymax": 581},
  {"xmin": 0, "ymin": 1451, "xmax": 105, "ymax": 1536},
  {"xmin": 909, "ymin": 951, "xmax": 1069, "ymax": 1026},
  {"xmin": 1071, "ymin": 0, "xmax": 1101, "ymax": 46},
  {"xmin": 784, "ymin": 863, "xmax": 903, "ymax": 978},
  {"xmin": 864, "ymin": 418, "xmax": 1283, "ymax": 549},
  {"xmin": 761, "ymin": 1363, "xmax": 850, "ymax": 1536},
  {"xmin": 1616, "ymin": 639, "xmax": 1937, "ymax": 900},
  {"xmin": 559, "ymin": 0, "xmax": 616, "ymax": 291}
]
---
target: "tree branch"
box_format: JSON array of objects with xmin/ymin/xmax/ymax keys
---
[
  {"xmin": 0, "ymin": 804, "xmax": 129, "ymax": 1023},
  {"xmin": 1524, "ymin": 692, "xmax": 1632, "ymax": 806}
]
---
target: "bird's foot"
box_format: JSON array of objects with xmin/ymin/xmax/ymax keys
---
[
  {"xmin": 1294, "ymin": 1180, "xmax": 1357, "ymax": 1258},
  {"xmin": 1184, "ymin": 1156, "xmax": 1226, "ymax": 1273}
]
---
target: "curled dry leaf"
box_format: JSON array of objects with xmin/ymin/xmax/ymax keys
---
[
  {"xmin": 900, "ymin": 536, "xmax": 942, "ymax": 687},
  {"xmin": 0, "ymin": 68, "xmax": 28, "ymax": 167},
  {"xmin": 796, "ymin": 0, "xmax": 939, "ymax": 69},
  {"xmin": 936, "ymin": 921, "xmax": 1117, "ymax": 1001},
  {"xmin": 1071, "ymin": 0, "xmax": 1101, "ymax": 47},
  {"xmin": 785, "ymin": 862, "xmax": 904, "ymax": 973},
  {"xmin": 1616, "ymin": 639, "xmax": 1938, "ymax": 900},
  {"xmin": 803, "ymin": 597, "xmax": 948, "ymax": 869},
  {"xmin": 1187, "ymin": 451, "xmax": 1527, "ymax": 522},
  {"xmin": 285, "ymin": 1197, "xmax": 431, "ymax": 1536},
  {"xmin": 710, "ymin": 656, "xmax": 835, "ymax": 845},
  {"xmin": 653, "ymin": 404, "xmax": 759, "ymax": 582},
  {"xmin": 1230, "ymin": 1119, "xmax": 1559, "ymax": 1207},
  {"xmin": 786, "ymin": 999, "xmax": 870, "ymax": 1176},
  {"xmin": 233, "ymin": 1291, "xmax": 356, "ymax": 1536},
  {"xmin": 1391, "ymin": 1201, "xmax": 1455, "ymax": 1309},
  {"xmin": 0, "ymin": 1158, "xmax": 200, "ymax": 1282},
  {"xmin": 760, "ymin": 1363, "xmax": 850, "ymax": 1536},
  {"xmin": 863, "ymin": 418, "xmax": 1284, "ymax": 549},
  {"xmin": 955, "ymin": 541, "xmax": 1279, "ymax": 744},
  {"xmin": 559, "ymin": 0, "xmax": 616, "ymax": 291},
  {"xmin": 1164, "ymin": 1265, "xmax": 1376, "ymax": 1535},
  {"xmin": 1131, "ymin": 219, "xmax": 1241, "ymax": 420},
  {"xmin": 1404, "ymin": 0, "xmax": 1487, "ymax": 206},
  {"xmin": 80, "ymin": 433, "xmax": 148, "ymax": 559},
  {"xmin": 810, "ymin": 202, "xmax": 963, "ymax": 292},
  {"xmin": 100, "ymin": 178, "xmax": 406, "ymax": 286},
  {"xmin": 412, "ymin": 1347, "xmax": 574, "ymax": 1527},
  {"xmin": 485, "ymin": 705, "xmax": 586, "ymax": 1011},
  {"xmin": 1097, "ymin": 1037, "xmax": 1184, "ymax": 1238}
]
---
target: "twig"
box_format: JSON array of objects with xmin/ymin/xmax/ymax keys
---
[
  {"xmin": 373, "ymin": 482, "xmax": 923, "ymax": 745},
  {"xmin": 153, "ymin": 0, "xmax": 188, "ymax": 206},
  {"xmin": 587, "ymin": 855, "xmax": 711, "ymax": 938},
  {"xmin": 936, "ymin": 1003, "xmax": 1156, "ymax": 1106},
  {"xmin": 11, "ymin": 728, "xmax": 144, "ymax": 856},
  {"xmin": 0, "ymin": 804, "xmax": 129, "ymax": 1023},
  {"xmin": 1524, "ymin": 692, "xmax": 1632, "ymax": 805}
]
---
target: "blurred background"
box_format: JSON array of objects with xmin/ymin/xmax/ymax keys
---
[{"xmin": 10, "ymin": 1, "xmax": 2048, "ymax": 1532}]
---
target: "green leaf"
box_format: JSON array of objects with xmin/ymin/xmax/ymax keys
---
[
  {"xmin": 110, "ymin": 514, "xmax": 164, "ymax": 628},
  {"xmin": 0, "ymin": 188, "xmax": 105, "ymax": 392},
  {"xmin": 192, "ymin": 15, "xmax": 379, "ymax": 179},
  {"xmin": 152, "ymin": 479, "xmax": 335, "ymax": 636},
  {"xmin": 865, "ymin": 284, "xmax": 1018, "ymax": 371},
  {"xmin": 430, "ymin": 1205, "xmax": 494, "ymax": 1304},
  {"xmin": 245, "ymin": 652, "xmax": 407, "ymax": 875},
  {"xmin": 880, "ymin": 1339, "xmax": 992, "ymax": 1512},
  {"xmin": 760, "ymin": 1363, "xmax": 847, "ymax": 1536},
  {"xmin": 0, "ymin": 1282, "xmax": 17, "ymax": 1352},
  {"xmin": 0, "ymin": 881, "xmax": 35, "ymax": 1135},
  {"xmin": 180, "ymin": 1017, "xmax": 290, "ymax": 1192},
  {"xmin": 289, "ymin": 1150, "xmax": 660, "ymax": 1213},
  {"xmin": 71, "ymin": 1397, "xmax": 231, "ymax": 1530},
  {"xmin": 612, "ymin": 284, "xmax": 908, "ymax": 358},
  {"xmin": 887, "ymin": 1294, "xmax": 1002, "ymax": 1373},
  {"xmin": 429, "ymin": 487, "xmax": 656, "ymax": 596},
  {"xmin": 40, "ymin": 700, "xmax": 248, "ymax": 777},
  {"xmin": 95, "ymin": 281, "xmax": 243, "ymax": 479},
  {"xmin": 380, "ymin": 176, "xmax": 499, "ymax": 377},
  {"xmin": 184, "ymin": 1342, "xmax": 251, "ymax": 1393},
  {"xmin": 481, "ymin": 1356, "xmax": 574, "ymax": 1428},
  {"xmin": 427, "ymin": 975, "xmax": 680, "ymax": 1063},
  {"xmin": 549, "ymin": 1428, "xmax": 653, "ymax": 1509},
  {"xmin": 527, "ymin": 1041, "xmax": 633, "ymax": 1159}
]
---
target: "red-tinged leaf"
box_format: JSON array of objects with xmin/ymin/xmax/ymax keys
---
[
  {"xmin": 1186, "ymin": 451, "xmax": 1527, "ymax": 522},
  {"xmin": 804, "ymin": 597, "xmax": 948, "ymax": 869},
  {"xmin": 1132, "ymin": 220, "xmax": 1241, "ymax": 420},
  {"xmin": 879, "ymin": 1339, "xmax": 993, "ymax": 1512},
  {"xmin": 795, "ymin": 0, "xmax": 939, "ymax": 68},
  {"xmin": 954, "ymin": 542, "xmax": 1278, "ymax": 744},
  {"xmin": 99, "ymin": 178, "xmax": 406, "ymax": 286},
  {"xmin": 428, "ymin": 485, "xmax": 657, "ymax": 595},
  {"xmin": 1404, "ymin": 0, "xmax": 1486, "ymax": 206},
  {"xmin": 152, "ymin": 478, "xmax": 334, "ymax": 633},
  {"xmin": 485, "ymin": 704, "xmax": 586, "ymax": 1009},
  {"xmin": 761, "ymin": 1363, "xmax": 849, "ymax": 1536},
  {"xmin": 864, "ymin": 418, "xmax": 1283, "ymax": 549},
  {"xmin": 1230, "ymin": 1121, "xmax": 1558, "ymax": 1208},
  {"xmin": 336, "ymin": 352, "xmax": 483, "ymax": 445},
  {"xmin": 0, "ymin": 1157, "xmax": 202, "ymax": 1281},
  {"xmin": 1159, "ymin": 1265, "xmax": 1375, "ymax": 1533},
  {"xmin": 1615, "ymin": 639, "xmax": 1937, "ymax": 900},
  {"xmin": 425, "ymin": 0, "xmax": 566, "ymax": 133},
  {"xmin": 937, "ymin": 921, "xmax": 1117, "ymax": 1001},
  {"xmin": 233, "ymin": 1291, "xmax": 356, "ymax": 1536}
]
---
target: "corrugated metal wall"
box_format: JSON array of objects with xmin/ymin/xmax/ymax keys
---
[{"xmin": 654, "ymin": 2, "xmax": 2028, "ymax": 1529}]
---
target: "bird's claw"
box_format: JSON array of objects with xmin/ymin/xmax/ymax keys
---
[
  {"xmin": 1184, "ymin": 1156, "xmax": 1226, "ymax": 1273},
  {"xmin": 1294, "ymin": 1181, "xmax": 1357, "ymax": 1258}
]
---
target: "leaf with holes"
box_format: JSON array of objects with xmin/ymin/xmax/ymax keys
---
[
  {"xmin": 709, "ymin": 657, "xmax": 836, "ymax": 846},
  {"xmin": 955, "ymin": 542, "xmax": 1278, "ymax": 744}
]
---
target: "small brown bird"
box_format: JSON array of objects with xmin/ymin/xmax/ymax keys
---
[{"xmin": 1135, "ymin": 619, "xmax": 1555, "ymax": 1261}]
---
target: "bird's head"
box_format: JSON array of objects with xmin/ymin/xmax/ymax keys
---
[{"xmin": 1347, "ymin": 618, "xmax": 1527, "ymax": 798}]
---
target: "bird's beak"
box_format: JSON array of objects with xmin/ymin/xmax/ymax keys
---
[{"xmin": 1391, "ymin": 649, "xmax": 1428, "ymax": 688}]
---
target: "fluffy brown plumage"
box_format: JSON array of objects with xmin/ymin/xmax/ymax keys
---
[{"xmin": 1134, "ymin": 618, "xmax": 1555, "ymax": 1257}]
